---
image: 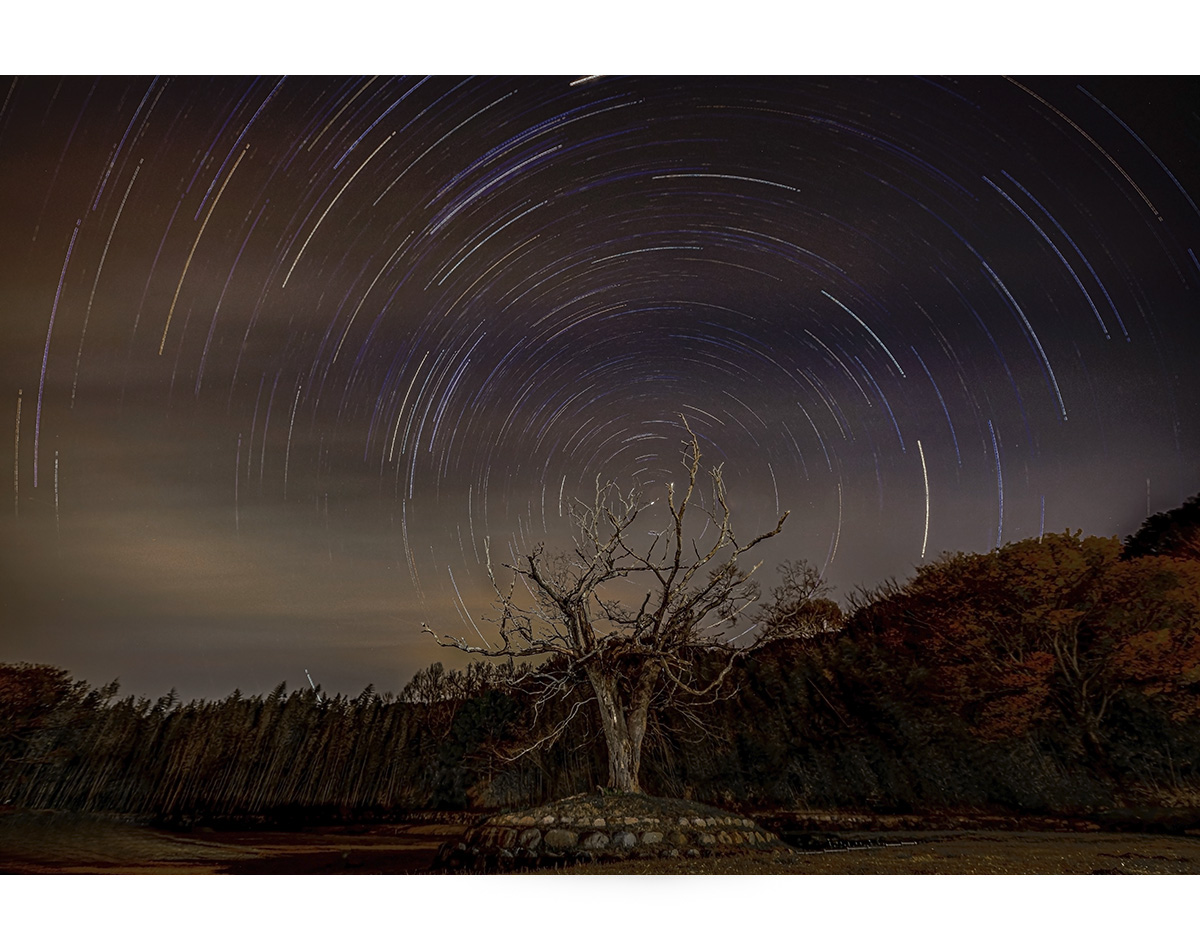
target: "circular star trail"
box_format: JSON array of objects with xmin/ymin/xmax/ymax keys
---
[{"xmin": 2, "ymin": 76, "xmax": 1199, "ymax": 698}]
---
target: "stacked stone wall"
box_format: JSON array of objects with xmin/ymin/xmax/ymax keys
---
[{"xmin": 434, "ymin": 794, "xmax": 792, "ymax": 871}]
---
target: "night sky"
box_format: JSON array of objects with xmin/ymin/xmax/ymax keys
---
[{"xmin": 3, "ymin": 75, "xmax": 1199, "ymax": 701}]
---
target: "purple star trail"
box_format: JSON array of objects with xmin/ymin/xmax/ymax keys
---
[{"xmin": 2, "ymin": 76, "xmax": 1198, "ymax": 698}]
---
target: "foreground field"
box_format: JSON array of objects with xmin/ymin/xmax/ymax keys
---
[
  {"xmin": 0, "ymin": 809, "xmax": 463, "ymax": 874},
  {"xmin": 3, "ymin": 807, "xmax": 1199, "ymax": 874},
  {"xmin": 548, "ymin": 829, "xmax": 1200, "ymax": 874}
]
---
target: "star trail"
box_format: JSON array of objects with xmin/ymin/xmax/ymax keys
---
[{"xmin": 2, "ymin": 75, "xmax": 1199, "ymax": 699}]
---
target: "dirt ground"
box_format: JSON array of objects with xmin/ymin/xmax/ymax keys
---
[
  {"xmin": 3, "ymin": 807, "xmax": 1199, "ymax": 874},
  {"xmin": 0, "ymin": 809, "xmax": 464, "ymax": 874}
]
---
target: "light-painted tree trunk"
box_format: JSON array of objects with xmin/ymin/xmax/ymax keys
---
[{"xmin": 587, "ymin": 664, "xmax": 660, "ymax": 793}]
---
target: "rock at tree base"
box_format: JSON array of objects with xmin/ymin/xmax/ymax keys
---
[{"xmin": 433, "ymin": 792, "xmax": 792, "ymax": 872}]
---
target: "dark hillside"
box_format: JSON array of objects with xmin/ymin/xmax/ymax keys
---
[{"xmin": 3, "ymin": 532, "xmax": 1198, "ymax": 822}]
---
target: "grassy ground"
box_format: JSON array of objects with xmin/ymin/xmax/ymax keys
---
[{"xmin": 539, "ymin": 829, "xmax": 1200, "ymax": 874}]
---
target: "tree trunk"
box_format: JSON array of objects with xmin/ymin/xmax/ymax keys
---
[{"xmin": 587, "ymin": 665, "xmax": 660, "ymax": 793}]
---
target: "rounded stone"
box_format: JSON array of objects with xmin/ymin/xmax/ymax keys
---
[
  {"xmin": 641, "ymin": 831, "xmax": 664, "ymax": 846},
  {"xmin": 580, "ymin": 831, "xmax": 611, "ymax": 850},
  {"xmin": 517, "ymin": 827, "xmax": 543, "ymax": 849},
  {"xmin": 610, "ymin": 830, "xmax": 637, "ymax": 849},
  {"xmin": 543, "ymin": 828, "xmax": 578, "ymax": 850}
]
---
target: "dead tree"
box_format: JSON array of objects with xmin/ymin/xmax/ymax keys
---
[{"xmin": 424, "ymin": 419, "xmax": 792, "ymax": 794}]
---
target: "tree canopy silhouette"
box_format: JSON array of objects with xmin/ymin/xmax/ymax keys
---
[{"xmin": 1123, "ymin": 493, "xmax": 1200, "ymax": 560}]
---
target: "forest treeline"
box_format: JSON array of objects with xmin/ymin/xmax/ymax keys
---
[{"xmin": 3, "ymin": 509, "xmax": 1199, "ymax": 821}]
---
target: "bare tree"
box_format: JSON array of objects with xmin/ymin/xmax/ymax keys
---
[
  {"xmin": 757, "ymin": 560, "xmax": 844, "ymax": 640},
  {"xmin": 424, "ymin": 419, "xmax": 792, "ymax": 794}
]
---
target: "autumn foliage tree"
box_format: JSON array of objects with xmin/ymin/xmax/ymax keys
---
[
  {"xmin": 424, "ymin": 421, "xmax": 793, "ymax": 794},
  {"xmin": 844, "ymin": 531, "xmax": 1200, "ymax": 753}
]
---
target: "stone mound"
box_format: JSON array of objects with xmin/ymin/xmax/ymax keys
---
[{"xmin": 433, "ymin": 792, "xmax": 793, "ymax": 872}]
